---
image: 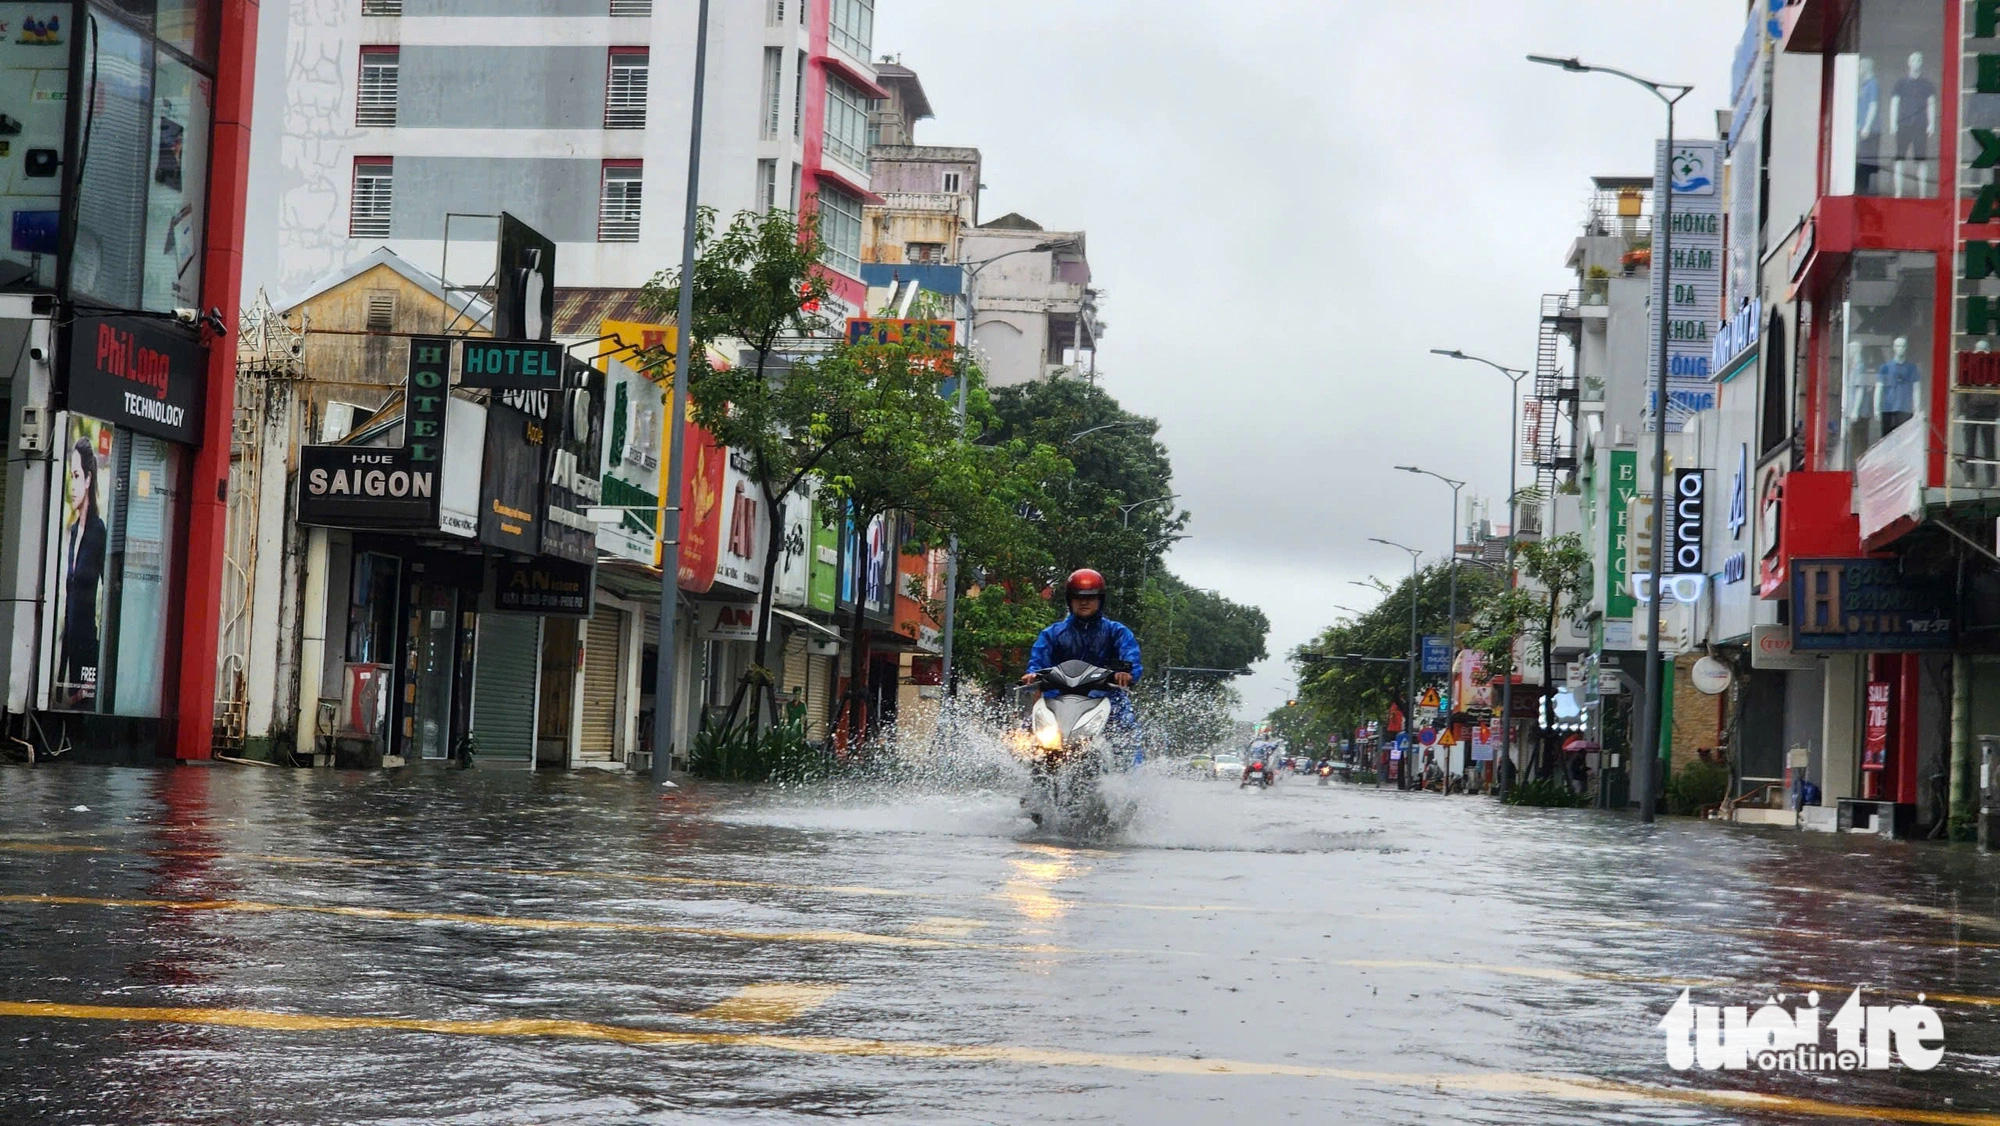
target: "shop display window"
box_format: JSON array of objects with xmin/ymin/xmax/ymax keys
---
[
  {"xmin": 0, "ymin": 1, "xmax": 73, "ymax": 290},
  {"xmin": 70, "ymin": 2, "xmax": 213, "ymax": 311},
  {"xmin": 47, "ymin": 415, "xmax": 183, "ymax": 715},
  {"xmin": 1826, "ymin": 2, "xmax": 1946, "ymax": 199},
  {"xmin": 1821, "ymin": 251, "xmax": 1935, "ymax": 471}
]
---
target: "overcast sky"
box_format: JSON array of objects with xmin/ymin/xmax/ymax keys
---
[{"xmin": 877, "ymin": 0, "xmax": 1748, "ymax": 719}]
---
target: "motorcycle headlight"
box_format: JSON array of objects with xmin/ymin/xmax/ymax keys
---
[{"xmin": 1031, "ymin": 701, "xmax": 1063, "ymax": 750}]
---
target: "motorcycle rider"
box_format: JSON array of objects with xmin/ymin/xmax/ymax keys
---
[{"xmin": 1022, "ymin": 568, "xmax": 1143, "ymax": 735}]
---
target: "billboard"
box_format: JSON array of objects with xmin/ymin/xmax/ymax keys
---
[
  {"xmin": 596, "ymin": 320, "xmax": 670, "ymax": 563},
  {"xmin": 478, "ymin": 390, "xmax": 549, "ymax": 553},
  {"xmin": 1791, "ymin": 558, "xmax": 1954, "ymax": 651},
  {"xmin": 773, "ymin": 480, "xmax": 813, "ymax": 609},
  {"xmin": 68, "ymin": 315, "xmax": 207, "ymax": 445},
  {"xmin": 676, "ymin": 415, "xmax": 726, "ymax": 593},
  {"xmin": 712, "ymin": 447, "xmax": 768, "ymax": 594},
  {"xmin": 1649, "ymin": 138, "xmax": 1724, "ymax": 431},
  {"xmin": 493, "ymin": 211, "xmax": 555, "ymax": 341},
  {"xmin": 539, "ymin": 357, "xmax": 604, "ymax": 566},
  {"xmin": 298, "ymin": 336, "xmax": 450, "ymax": 529}
]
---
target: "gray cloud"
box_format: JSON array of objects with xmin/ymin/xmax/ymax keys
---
[{"xmin": 879, "ymin": 0, "xmax": 1748, "ymax": 716}]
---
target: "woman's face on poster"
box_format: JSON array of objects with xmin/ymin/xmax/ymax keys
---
[{"xmin": 68, "ymin": 449, "xmax": 90, "ymax": 518}]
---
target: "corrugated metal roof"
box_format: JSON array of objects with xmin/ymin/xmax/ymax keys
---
[{"xmin": 472, "ymin": 287, "xmax": 662, "ymax": 338}]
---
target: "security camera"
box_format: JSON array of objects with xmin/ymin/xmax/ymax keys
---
[
  {"xmin": 28, "ymin": 346, "xmax": 45, "ymax": 363},
  {"xmin": 172, "ymin": 307, "xmax": 200, "ymax": 327}
]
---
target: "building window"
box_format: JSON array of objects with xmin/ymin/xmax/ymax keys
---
[
  {"xmin": 366, "ymin": 292, "xmax": 396, "ymax": 332},
  {"xmin": 1830, "ymin": 4, "xmax": 1945, "ymax": 199},
  {"xmin": 599, "ymin": 162, "xmax": 642, "ymax": 242},
  {"xmin": 793, "ymin": 50, "xmax": 805, "ymax": 140},
  {"xmin": 761, "ymin": 47, "xmax": 782, "ymax": 141},
  {"xmin": 766, "ymin": 0, "xmax": 784, "ymax": 26},
  {"xmin": 942, "ymin": 171, "xmax": 961, "ymax": 193},
  {"xmin": 790, "ymin": 162, "xmax": 801, "ymax": 211},
  {"xmin": 829, "ymin": 0, "xmax": 873, "ymax": 59},
  {"xmin": 608, "ymin": 0, "xmax": 650, "ymax": 13},
  {"xmin": 350, "ymin": 160, "xmax": 393, "ymax": 238},
  {"xmin": 360, "ymin": 0, "xmax": 401, "ymax": 14},
  {"xmin": 756, "ymin": 159, "xmax": 778, "ymax": 214},
  {"xmin": 906, "ymin": 242, "xmax": 943, "ymax": 264},
  {"xmin": 819, "ymin": 183, "xmax": 862, "ymax": 277},
  {"xmin": 605, "ymin": 49, "xmax": 648, "ymax": 129},
  {"xmin": 1821, "ymin": 251, "xmax": 1934, "ymax": 472},
  {"xmin": 823, "ymin": 77, "xmax": 870, "ymax": 172},
  {"xmin": 356, "ymin": 47, "xmax": 398, "ymax": 127}
]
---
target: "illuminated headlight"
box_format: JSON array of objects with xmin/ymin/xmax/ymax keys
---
[{"xmin": 1031, "ymin": 701, "xmax": 1063, "ymax": 750}]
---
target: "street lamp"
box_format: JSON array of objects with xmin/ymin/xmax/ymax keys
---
[
  {"xmin": 1430, "ymin": 348, "xmax": 1529, "ymax": 790},
  {"xmin": 938, "ymin": 239, "xmax": 1084, "ymax": 699},
  {"xmin": 1395, "ymin": 465, "xmax": 1466, "ymax": 713},
  {"xmin": 1068, "ymin": 420, "xmax": 1144, "ymax": 442},
  {"xmin": 1120, "ymin": 494, "xmax": 1179, "ymax": 528},
  {"xmin": 1370, "ymin": 537, "xmax": 1422, "ymax": 788},
  {"xmin": 1528, "ymin": 53, "xmax": 1693, "ymax": 824}
]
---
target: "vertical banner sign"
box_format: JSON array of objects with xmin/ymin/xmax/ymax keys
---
[
  {"xmin": 1606, "ymin": 450, "xmax": 1639, "ymax": 620},
  {"xmin": 297, "ymin": 337, "xmax": 449, "ymax": 528},
  {"xmin": 676, "ymin": 416, "xmax": 726, "ymax": 593},
  {"xmin": 540, "ymin": 356, "xmax": 605, "ymax": 565},
  {"xmin": 1959, "ymin": 6, "xmax": 2000, "ymax": 419},
  {"xmin": 1863, "ymin": 680, "xmax": 1892, "ymax": 772},
  {"xmin": 1672, "ymin": 468, "xmax": 1706, "ymax": 574},
  {"xmin": 47, "ymin": 415, "xmax": 115, "ymax": 710},
  {"xmin": 1649, "ymin": 138, "xmax": 1724, "ymax": 430},
  {"xmin": 597, "ymin": 320, "xmax": 671, "ymax": 563}
]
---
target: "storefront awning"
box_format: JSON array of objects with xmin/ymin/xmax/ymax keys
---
[{"xmin": 772, "ymin": 607, "xmax": 842, "ymax": 639}]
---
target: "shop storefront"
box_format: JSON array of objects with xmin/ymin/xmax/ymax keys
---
[{"xmin": 0, "ymin": 0, "xmax": 257, "ymax": 761}]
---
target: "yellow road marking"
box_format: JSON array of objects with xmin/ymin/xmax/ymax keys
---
[
  {"xmin": 691, "ymin": 984, "xmax": 843, "ymax": 1023},
  {"xmin": 903, "ymin": 917, "xmax": 990, "ymax": 938},
  {"xmin": 0, "ymin": 1000, "xmax": 1993, "ymax": 1124}
]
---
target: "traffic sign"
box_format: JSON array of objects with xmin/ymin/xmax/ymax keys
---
[
  {"xmin": 1418, "ymin": 727, "xmax": 1438, "ymax": 747},
  {"xmin": 1421, "ymin": 635, "xmax": 1449, "ymax": 674},
  {"xmin": 1419, "ymin": 686, "xmax": 1441, "ymax": 709}
]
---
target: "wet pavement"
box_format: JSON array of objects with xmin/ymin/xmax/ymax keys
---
[{"xmin": 3, "ymin": 761, "xmax": 2000, "ymax": 1124}]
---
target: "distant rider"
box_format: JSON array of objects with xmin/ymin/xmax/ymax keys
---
[{"xmin": 1022, "ymin": 568, "xmax": 1143, "ymax": 736}]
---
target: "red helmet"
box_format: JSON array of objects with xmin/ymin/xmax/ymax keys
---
[{"xmin": 1064, "ymin": 568, "xmax": 1107, "ymax": 601}]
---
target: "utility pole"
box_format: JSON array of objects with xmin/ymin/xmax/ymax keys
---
[{"xmin": 651, "ymin": 0, "xmax": 710, "ymax": 785}]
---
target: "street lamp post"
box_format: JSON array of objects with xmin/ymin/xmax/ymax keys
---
[
  {"xmin": 1370, "ymin": 537, "xmax": 1422, "ymax": 789},
  {"xmin": 651, "ymin": 0, "xmax": 711, "ymax": 785},
  {"xmin": 1430, "ymin": 349, "xmax": 1527, "ymax": 793},
  {"xmin": 1395, "ymin": 465, "xmax": 1466, "ymax": 685},
  {"xmin": 938, "ymin": 239, "xmax": 1083, "ymax": 700},
  {"xmin": 1529, "ymin": 53, "xmax": 1692, "ymax": 824}
]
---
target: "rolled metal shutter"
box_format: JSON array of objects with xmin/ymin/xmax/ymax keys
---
[
  {"xmin": 472, "ymin": 615, "xmax": 540, "ymax": 765},
  {"xmin": 782, "ymin": 633, "xmax": 809, "ymax": 698},
  {"xmin": 580, "ymin": 608, "xmax": 622, "ymax": 762},
  {"xmin": 805, "ymin": 655, "xmax": 833, "ymax": 741}
]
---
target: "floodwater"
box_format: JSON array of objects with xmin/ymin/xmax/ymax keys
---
[{"xmin": 2, "ymin": 758, "xmax": 1999, "ymax": 1124}]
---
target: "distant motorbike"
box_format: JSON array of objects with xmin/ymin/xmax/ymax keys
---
[
  {"xmin": 1241, "ymin": 759, "xmax": 1275, "ymax": 789},
  {"xmin": 1019, "ymin": 660, "xmax": 1130, "ymax": 834},
  {"xmin": 1316, "ymin": 762, "xmax": 1335, "ymax": 786}
]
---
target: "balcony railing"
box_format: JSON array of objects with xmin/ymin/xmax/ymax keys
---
[{"xmin": 877, "ymin": 192, "xmax": 960, "ymax": 213}]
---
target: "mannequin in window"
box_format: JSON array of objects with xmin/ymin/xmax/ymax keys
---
[
  {"xmin": 1856, "ymin": 56, "xmax": 1881, "ymax": 194},
  {"xmin": 1843, "ymin": 349, "xmax": 1875, "ymax": 465},
  {"xmin": 1890, "ymin": 51, "xmax": 1938, "ymax": 197},
  {"xmin": 1875, "ymin": 335, "xmax": 1921, "ymax": 437}
]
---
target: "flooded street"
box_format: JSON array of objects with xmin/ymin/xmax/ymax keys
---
[{"xmin": 4, "ymin": 762, "xmax": 2000, "ymax": 1124}]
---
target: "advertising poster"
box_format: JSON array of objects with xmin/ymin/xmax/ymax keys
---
[
  {"xmin": 539, "ymin": 358, "xmax": 604, "ymax": 565},
  {"xmin": 773, "ymin": 480, "xmax": 813, "ymax": 609},
  {"xmin": 1648, "ymin": 138, "xmax": 1724, "ymax": 430},
  {"xmin": 676, "ymin": 414, "xmax": 725, "ymax": 593},
  {"xmin": 48, "ymin": 415, "xmax": 114, "ymax": 710},
  {"xmin": 596, "ymin": 320, "xmax": 668, "ymax": 563},
  {"xmin": 1863, "ymin": 681, "xmax": 1891, "ymax": 771},
  {"xmin": 478, "ymin": 391, "xmax": 547, "ymax": 552},
  {"xmin": 808, "ymin": 495, "xmax": 838, "ymax": 614},
  {"xmin": 143, "ymin": 56, "xmax": 210, "ymax": 310},
  {"xmin": 713, "ymin": 447, "xmax": 767, "ymax": 594}
]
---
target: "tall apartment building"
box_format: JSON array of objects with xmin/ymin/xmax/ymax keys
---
[{"xmin": 254, "ymin": 0, "xmax": 881, "ymax": 310}]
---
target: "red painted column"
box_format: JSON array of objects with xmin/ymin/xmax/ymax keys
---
[
  {"xmin": 1896, "ymin": 653, "xmax": 1921, "ymax": 806},
  {"xmin": 173, "ymin": 0, "xmax": 259, "ymax": 760}
]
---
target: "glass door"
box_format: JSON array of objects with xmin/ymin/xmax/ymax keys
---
[{"xmin": 410, "ymin": 582, "xmax": 457, "ymax": 760}]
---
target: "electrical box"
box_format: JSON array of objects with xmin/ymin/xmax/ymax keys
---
[{"xmin": 18, "ymin": 405, "xmax": 43, "ymax": 454}]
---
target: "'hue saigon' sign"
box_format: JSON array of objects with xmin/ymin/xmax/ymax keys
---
[{"xmin": 298, "ymin": 337, "xmax": 450, "ymax": 528}]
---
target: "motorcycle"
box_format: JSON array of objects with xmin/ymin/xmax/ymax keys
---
[
  {"xmin": 1241, "ymin": 759, "xmax": 1275, "ymax": 789},
  {"xmin": 1018, "ymin": 660, "xmax": 1130, "ymax": 834},
  {"xmin": 1316, "ymin": 762, "xmax": 1335, "ymax": 786}
]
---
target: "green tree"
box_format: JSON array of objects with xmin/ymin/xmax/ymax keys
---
[
  {"xmin": 1463, "ymin": 532, "xmax": 1589, "ymax": 775},
  {"xmin": 818, "ymin": 342, "xmax": 1066, "ymax": 741},
  {"xmin": 1263, "ymin": 700, "xmax": 1337, "ymax": 758},
  {"xmin": 640, "ymin": 207, "xmax": 845, "ymax": 731},
  {"xmin": 1293, "ymin": 562, "xmax": 1500, "ymax": 734}
]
